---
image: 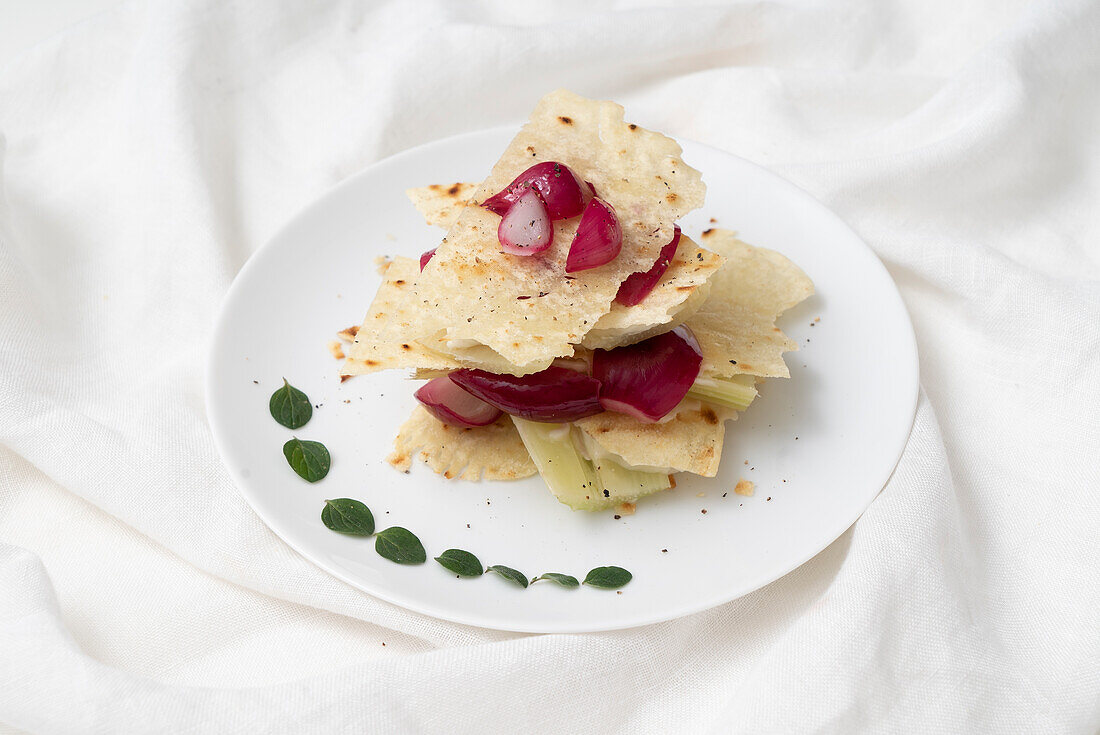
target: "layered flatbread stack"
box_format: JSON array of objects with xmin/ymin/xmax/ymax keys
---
[{"xmin": 338, "ymin": 90, "xmax": 812, "ymax": 512}]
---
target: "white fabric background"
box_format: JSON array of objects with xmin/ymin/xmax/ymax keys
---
[{"xmin": 1, "ymin": 0, "xmax": 1098, "ymax": 732}]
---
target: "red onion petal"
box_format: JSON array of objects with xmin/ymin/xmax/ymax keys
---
[
  {"xmin": 591, "ymin": 325, "xmax": 703, "ymax": 422},
  {"xmin": 449, "ymin": 366, "xmax": 603, "ymax": 423},
  {"xmin": 565, "ymin": 198, "xmax": 623, "ymax": 273},
  {"xmin": 419, "ymin": 248, "xmax": 437, "ymax": 272},
  {"xmin": 482, "ymin": 161, "xmax": 589, "ymax": 220},
  {"xmin": 498, "ymin": 189, "xmax": 553, "ymax": 256},
  {"xmin": 414, "ymin": 376, "xmax": 502, "ymax": 428},
  {"xmin": 614, "ymin": 225, "xmax": 681, "ymax": 306}
]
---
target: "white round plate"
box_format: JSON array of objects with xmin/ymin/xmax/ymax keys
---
[{"xmin": 207, "ymin": 127, "xmax": 918, "ymax": 633}]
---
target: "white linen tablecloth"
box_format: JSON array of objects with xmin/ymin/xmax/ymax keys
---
[{"xmin": 1, "ymin": 1, "xmax": 1098, "ymax": 732}]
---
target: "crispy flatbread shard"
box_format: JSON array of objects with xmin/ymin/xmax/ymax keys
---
[
  {"xmin": 689, "ymin": 229, "xmax": 814, "ymax": 379},
  {"xmin": 576, "ymin": 234, "xmax": 811, "ymax": 475},
  {"xmin": 342, "ymin": 257, "xmax": 460, "ymax": 376},
  {"xmin": 582, "ymin": 236, "xmax": 722, "ymax": 349},
  {"xmin": 406, "ymin": 183, "xmax": 478, "ymax": 229},
  {"xmin": 410, "ymin": 183, "xmax": 723, "ymax": 351},
  {"xmin": 412, "ymin": 89, "xmax": 706, "ymax": 374},
  {"xmin": 388, "ymin": 406, "xmax": 537, "ymax": 481},
  {"xmin": 574, "ymin": 403, "xmax": 735, "ymax": 477}
]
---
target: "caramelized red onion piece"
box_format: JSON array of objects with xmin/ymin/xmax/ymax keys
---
[
  {"xmin": 482, "ymin": 161, "xmax": 589, "ymax": 220},
  {"xmin": 614, "ymin": 225, "xmax": 681, "ymax": 306},
  {"xmin": 497, "ymin": 189, "xmax": 553, "ymax": 256},
  {"xmin": 449, "ymin": 366, "xmax": 602, "ymax": 423},
  {"xmin": 591, "ymin": 325, "xmax": 703, "ymax": 422},
  {"xmin": 419, "ymin": 248, "xmax": 437, "ymax": 272},
  {"xmin": 565, "ymin": 198, "xmax": 622, "ymax": 273},
  {"xmin": 414, "ymin": 376, "xmax": 502, "ymax": 428}
]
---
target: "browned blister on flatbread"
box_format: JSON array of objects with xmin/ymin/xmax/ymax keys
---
[
  {"xmin": 388, "ymin": 406, "xmax": 536, "ymax": 481},
  {"xmin": 406, "ymin": 182, "xmax": 479, "ymax": 229},
  {"xmin": 412, "ymin": 89, "xmax": 706, "ymax": 374}
]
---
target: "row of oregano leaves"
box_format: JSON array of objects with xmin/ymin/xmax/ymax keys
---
[
  {"xmin": 271, "ymin": 379, "xmax": 631, "ymax": 590},
  {"xmin": 323, "ymin": 498, "xmax": 632, "ymax": 589}
]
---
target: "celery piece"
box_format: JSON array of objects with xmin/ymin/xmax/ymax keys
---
[
  {"xmin": 511, "ymin": 418, "xmax": 601, "ymax": 511},
  {"xmin": 687, "ymin": 376, "xmax": 758, "ymax": 411},
  {"xmin": 578, "ymin": 432, "xmax": 671, "ymax": 503},
  {"xmin": 590, "ymin": 455, "xmax": 672, "ymax": 505},
  {"xmin": 580, "ymin": 433, "xmax": 673, "ymax": 508}
]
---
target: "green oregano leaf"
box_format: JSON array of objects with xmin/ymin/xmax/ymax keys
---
[
  {"xmin": 321, "ymin": 499, "xmax": 374, "ymax": 536},
  {"xmin": 434, "ymin": 549, "xmax": 483, "ymax": 577},
  {"xmin": 282, "ymin": 438, "xmax": 330, "ymax": 482},
  {"xmin": 375, "ymin": 527, "xmax": 426, "ymax": 565},
  {"xmin": 269, "ymin": 379, "xmax": 312, "ymax": 429},
  {"xmin": 486, "ymin": 565, "xmax": 528, "ymax": 588},
  {"xmin": 532, "ymin": 572, "xmax": 580, "ymax": 588},
  {"xmin": 583, "ymin": 566, "xmax": 632, "ymax": 589}
]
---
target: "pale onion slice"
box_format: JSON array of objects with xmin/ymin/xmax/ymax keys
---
[{"xmin": 497, "ymin": 188, "xmax": 553, "ymax": 256}]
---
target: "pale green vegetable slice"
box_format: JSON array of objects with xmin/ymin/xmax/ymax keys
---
[
  {"xmin": 513, "ymin": 418, "xmax": 673, "ymax": 511},
  {"xmin": 588, "ymin": 452, "xmax": 672, "ymax": 504},
  {"xmin": 510, "ymin": 418, "xmax": 600, "ymax": 510},
  {"xmin": 686, "ymin": 375, "xmax": 758, "ymax": 412}
]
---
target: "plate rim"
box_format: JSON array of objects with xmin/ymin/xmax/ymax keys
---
[{"xmin": 205, "ymin": 126, "xmax": 920, "ymax": 633}]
